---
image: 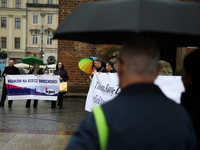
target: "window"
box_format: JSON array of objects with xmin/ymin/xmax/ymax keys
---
[
  {"xmin": 47, "ymin": 15, "xmax": 53, "ymax": 24},
  {"xmin": 48, "ymin": 0, "xmax": 52, "ymax": 4},
  {"xmin": 10, "ymin": 58, "xmax": 22, "ymax": 63},
  {"xmin": 32, "ymin": 34, "xmax": 38, "ymax": 44},
  {"xmin": 1, "ymin": 17, "xmax": 6, "ymax": 28},
  {"xmin": 16, "ymin": 1, "xmax": 21, "ymax": 8},
  {"xmin": 15, "ymin": 18, "xmax": 21, "ymax": 28},
  {"xmin": 33, "ymin": 0, "xmax": 38, "ymax": 3},
  {"xmin": 2, "ymin": 0, "xmax": 7, "ymax": 8},
  {"xmin": 15, "ymin": 38, "xmax": 20, "ymax": 49},
  {"xmin": 1, "ymin": 37, "xmax": 6, "ymax": 48},
  {"xmin": 32, "ymin": 15, "xmax": 38, "ymax": 24},
  {"xmin": 47, "ymin": 34, "xmax": 52, "ymax": 45}
]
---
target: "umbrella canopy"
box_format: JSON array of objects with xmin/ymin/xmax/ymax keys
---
[
  {"xmin": 14, "ymin": 63, "xmax": 32, "ymax": 68},
  {"xmin": 22, "ymin": 57, "xmax": 44, "ymax": 66},
  {"xmin": 78, "ymin": 57, "xmax": 105, "ymax": 74},
  {"xmin": 53, "ymin": 0, "xmax": 200, "ymax": 47}
]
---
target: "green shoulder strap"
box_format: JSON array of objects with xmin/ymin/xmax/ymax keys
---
[{"xmin": 92, "ymin": 106, "xmax": 109, "ymax": 150}]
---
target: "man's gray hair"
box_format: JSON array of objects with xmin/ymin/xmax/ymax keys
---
[
  {"xmin": 119, "ymin": 36, "xmax": 160, "ymax": 75},
  {"xmin": 94, "ymin": 59, "xmax": 102, "ymax": 64}
]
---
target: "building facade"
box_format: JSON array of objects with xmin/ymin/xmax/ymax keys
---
[
  {"xmin": 57, "ymin": 0, "xmax": 200, "ymax": 93},
  {"xmin": 26, "ymin": 0, "xmax": 59, "ymax": 64},
  {"xmin": 0, "ymin": 0, "xmax": 27, "ymax": 63},
  {"xmin": 57, "ymin": 0, "xmax": 108, "ymax": 92}
]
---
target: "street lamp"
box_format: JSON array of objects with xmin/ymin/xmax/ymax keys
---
[
  {"xmin": 40, "ymin": 24, "xmax": 44, "ymax": 59},
  {"xmin": 40, "ymin": 13, "xmax": 45, "ymax": 59}
]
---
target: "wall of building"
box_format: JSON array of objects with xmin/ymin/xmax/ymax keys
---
[
  {"xmin": 58, "ymin": 0, "xmax": 109, "ymax": 92},
  {"xmin": 26, "ymin": 0, "xmax": 58, "ymax": 62},
  {"xmin": 58, "ymin": 0, "xmax": 200, "ymax": 92},
  {"xmin": 43, "ymin": 52, "xmax": 57, "ymax": 64},
  {"xmin": 0, "ymin": 0, "xmax": 27, "ymax": 63}
]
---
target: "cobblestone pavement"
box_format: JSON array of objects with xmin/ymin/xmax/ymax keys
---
[{"xmin": 0, "ymin": 78, "xmax": 89, "ymax": 150}]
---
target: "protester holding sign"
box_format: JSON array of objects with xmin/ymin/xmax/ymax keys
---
[
  {"xmin": 88, "ymin": 59, "xmax": 106, "ymax": 80},
  {"xmin": 49, "ymin": 62, "xmax": 69, "ymax": 109},
  {"xmin": 25, "ymin": 63, "xmax": 44, "ymax": 108},
  {"xmin": 105, "ymin": 61, "xmax": 116, "ymax": 73},
  {"xmin": 181, "ymin": 49, "xmax": 200, "ymax": 149},
  {"xmin": 65, "ymin": 37, "xmax": 196, "ymax": 150},
  {"xmin": 0, "ymin": 60, "xmax": 19, "ymax": 107},
  {"xmin": 88, "ymin": 59, "xmax": 106, "ymax": 86}
]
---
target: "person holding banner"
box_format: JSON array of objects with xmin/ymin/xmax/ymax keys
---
[
  {"xmin": 181, "ymin": 49, "xmax": 200, "ymax": 149},
  {"xmin": 25, "ymin": 63, "xmax": 44, "ymax": 108},
  {"xmin": 88, "ymin": 59, "xmax": 106, "ymax": 83},
  {"xmin": 89, "ymin": 59, "xmax": 106, "ymax": 78},
  {"xmin": 49, "ymin": 62, "xmax": 69, "ymax": 109},
  {"xmin": 0, "ymin": 60, "xmax": 19, "ymax": 107},
  {"xmin": 65, "ymin": 37, "xmax": 196, "ymax": 150},
  {"xmin": 105, "ymin": 61, "xmax": 116, "ymax": 73}
]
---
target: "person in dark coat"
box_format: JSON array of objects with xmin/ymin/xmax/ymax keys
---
[
  {"xmin": 65, "ymin": 37, "xmax": 197, "ymax": 150},
  {"xmin": 105, "ymin": 61, "xmax": 116, "ymax": 73},
  {"xmin": 181, "ymin": 49, "xmax": 200, "ymax": 149},
  {"xmin": 49, "ymin": 62, "xmax": 69, "ymax": 109},
  {"xmin": 88, "ymin": 59, "xmax": 106, "ymax": 83},
  {"xmin": 93, "ymin": 59, "xmax": 106, "ymax": 73},
  {"xmin": 25, "ymin": 63, "xmax": 44, "ymax": 108},
  {"xmin": 0, "ymin": 60, "xmax": 19, "ymax": 107}
]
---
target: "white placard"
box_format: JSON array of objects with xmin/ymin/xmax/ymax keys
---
[
  {"xmin": 85, "ymin": 74, "xmax": 185, "ymax": 112},
  {"xmin": 85, "ymin": 73, "xmax": 120, "ymax": 112}
]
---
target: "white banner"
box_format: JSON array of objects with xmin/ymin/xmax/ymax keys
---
[
  {"xmin": 6, "ymin": 75, "xmax": 60, "ymax": 101},
  {"xmin": 154, "ymin": 76, "xmax": 185, "ymax": 104},
  {"xmin": 85, "ymin": 73, "xmax": 185, "ymax": 112},
  {"xmin": 85, "ymin": 73, "xmax": 120, "ymax": 112}
]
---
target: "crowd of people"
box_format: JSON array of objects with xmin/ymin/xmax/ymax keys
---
[
  {"xmin": 88, "ymin": 59, "xmax": 116, "ymax": 85},
  {"xmin": 0, "ymin": 36, "xmax": 200, "ymax": 150},
  {"xmin": 0, "ymin": 58, "xmax": 115, "ymax": 109},
  {"xmin": 0, "ymin": 61, "xmax": 69, "ymax": 109},
  {"xmin": 65, "ymin": 37, "xmax": 200, "ymax": 150}
]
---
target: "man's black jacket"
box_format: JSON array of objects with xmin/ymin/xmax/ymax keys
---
[{"xmin": 66, "ymin": 83, "xmax": 197, "ymax": 150}]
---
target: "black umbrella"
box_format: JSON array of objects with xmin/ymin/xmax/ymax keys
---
[{"xmin": 53, "ymin": 0, "xmax": 200, "ymax": 47}]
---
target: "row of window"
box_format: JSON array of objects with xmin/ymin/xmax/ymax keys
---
[
  {"xmin": 2, "ymin": 0, "xmax": 21, "ymax": 8},
  {"xmin": 1, "ymin": 15, "xmax": 53, "ymax": 28},
  {"xmin": 0, "ymin": 35, "xmax": 53, "ymax": 49},
  {"xmin": 33, "ymin": 0, "xmax": 53, "ymax": 4},
  {"xmin": 1, "ymin": 0, "xmax": 53, "ymax": 8},
  {"xmin": 33, "ymin": 15, "xmax": 53, "ymax": 24},
  {"xmin": 1, "ymin": 17, "xmax": 21, "ymax": 28},
  {"xmin": 32, "ymin": 34, "xmax": 53, "ymax": 45},
  {"xmin": 1, "ymin": 37, "xmax": 20, "ymax": 49}
]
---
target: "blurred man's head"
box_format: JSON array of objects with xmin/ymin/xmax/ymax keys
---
[
  {"xmin": 106, "ymin": 62, "xmax": 114, "ymax": 72},
  {"xmin": 94, "ymin": 59, "xmax": 102, "ymax": 69},
  {"xmin": 117, "ymin": 36, "xmax": 161, "ymax": 89},
  {"xmin": 9, "ymin": 60, "xmax": 15, "ymax": 67},
  {"xmin": 34, "ymin": 63, "xmax": 39, "ymax": 69}
]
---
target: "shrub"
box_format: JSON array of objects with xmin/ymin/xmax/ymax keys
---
[{"xmin": 0, "ymin": 48, "xmax": 8, "ymax": 59}]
